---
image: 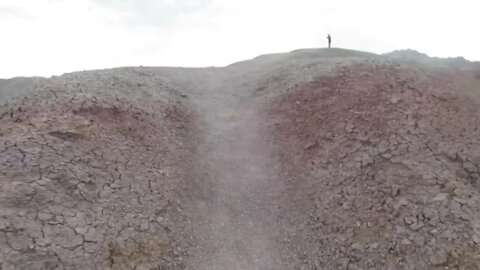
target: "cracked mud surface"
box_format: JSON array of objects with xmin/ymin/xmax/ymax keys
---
[
  {"xmin": 1, "ymin": 49, "xmax": 480, "ymax": 269},
  {"xmin": 0, "ymin": 69, "xmax": 200, "ymax": 269},
  {"xmin": 263, "ymin": 61, "xmax": 480, "ymax": 269}
]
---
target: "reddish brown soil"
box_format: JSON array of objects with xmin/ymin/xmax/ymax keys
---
[
  {"xmin": 0, "ymin": 72, "xmax": 201, "ymax": 269},
  {"xmin": 264, "ymin": 62, "xmax": 480, "ymax": 269},
  {"xmin": 1, "ymin": 49, "xmax": 480, "ymax": 269}
]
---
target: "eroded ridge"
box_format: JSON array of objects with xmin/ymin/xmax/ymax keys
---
[
  {"xmin": 1, "ymin": 50, "xmax": 480, "ymax": 269},
  {"xmin": 0, "ymin": 69, "xmax": 199, "ymax": 269},
  {"xmin": 263, "ymin": 62, "xmax": 480, "ymax": 269}
]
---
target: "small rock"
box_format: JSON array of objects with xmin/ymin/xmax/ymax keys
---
[
  {"xmin": 454, "ymin": 198, "xmax": 469, "ymax": 208},
  {"xmin": 410, "ymin": 222, "xmax": 425, "ymax": 231},
  {"xmin": 429, "ymin": 250, "xmax": 448, "ymax": 266},
  {"xmin": 449, "ymin": 200, "xmax": 462, "ymax": 213},
  {"xmin": 446, "ymin": 250, "xmax": 458, "ymax": 261},
  {"xmin": 336, "ymin": 234, "xmax": 348, "ymax": 243},
  {"xmin": 432, "ymin": 193, "xmax": 448, "ymax": 202},
  {"xmin": 396, "ymin": 225, "xmax": 410, "ymax": 234},
  {"xmin": 404, "ymin": 216, "xmax": 416, "ymax": 225},
  {"xmin": 139, "ymin": 219, "xmax": 150, "ymax": 231},
  {"xmin": 441, "ymin": 230, "xmax": 457, "ymax": 241},
  {"xmin": 37, "ymin": 177, "xmax": 53, "ymax": 186},
  {"xmin": 351, "ymin": 242, "xmax": 362, "ymax": 251},
  {"xmin": 75, "ymin": 227, "xmax": 88, "ymax": 235},
  {"xmin": 394, "ymin": 197, "xmax": 408, "ymax": 210},
  {"xmin": 84, "ymin": 242, "xmax": 99, "ymax": 253},
  {"xmin": 472, "ymin": 234, "xmax": 480, "ymax": 244},
  {"xmin": 38, "ymin": 211, "xmax": 53, "ymax": 221},
  {"xmin": 110, "ymin": 183, "xmax": 122, "ymax": 189},
  {"xmin": 391, "ymin": 186, "xmax": 400, "ymax": 197},
  {"xmin": 401, "ymin": 239, "xmax": 412, "ymax": 245},
  {"xmin": 463, "ymin": 161, "xmax": 477, "ymax": 173},
  {"xmin": 304, "ymin": 141, "xmax": 317, "ymax": 151},
  {"xmin": 382, "ymin": 153, "xmax": 392, "ymax": 159},
  {"xmin": 345, "ymin": 122, "xmax": 355, "ymax": 132},
  {"xmin": 389, "ymin": 95, "xmax": 401, "ymax": 104},
  {"xmin": 342, "ymin": 201, "xmax": 352, "ymax": 210},
  {"xmin": 412, "ymin": 234, "xmax": 425, "ymax": 246},
  {"xmin": 422, "ymin": 208, "xmax": 438, "ymax": 220},
  {"xmin": 84, "ymin": 228, "xmax": 100, "ymax": 242},
  {"xmin": 0, "ymin": 217, "xmax": 9, "ymax": 230},
  {"xmin": 453, "ymin": 188, "xmax": 470, "ymax": 198},
  {"xmin": 55, "ymin": 215, "xmax": 64, "ymax": 224}
]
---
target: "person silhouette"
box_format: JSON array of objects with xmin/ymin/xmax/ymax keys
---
[{"xmin": 327, "ymin": 34, "xmax": 332, "ymax": 48}]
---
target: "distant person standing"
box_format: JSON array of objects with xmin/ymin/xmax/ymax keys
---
[{"xmin": 327, "ymin": 34, "xmax": 332, "ymax": 48}]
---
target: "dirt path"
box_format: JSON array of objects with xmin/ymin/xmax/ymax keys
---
[{"xmin": 183, "ymin": 68, "xmax": 284, "ymax": 269}]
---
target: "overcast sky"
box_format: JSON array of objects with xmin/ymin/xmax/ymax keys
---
[{"xmin": 0, "ymin": 0, "xmax": 479, "ymax": 78}]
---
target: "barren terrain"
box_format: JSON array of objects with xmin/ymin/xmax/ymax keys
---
[{"xmin": 1, "ymin": 48, "xmax": 480, "ymax": 269}]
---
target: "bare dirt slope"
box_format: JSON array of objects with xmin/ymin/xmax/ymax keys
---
[
  {"xmin": 0, "ymin": 68, "xmax": 202, "ymax": 269},
  {"xmin": 262, "ymin": 60, "xmax": 480, "ymax": 269},
  {"xmin": 1, "ymin": 48, "xmax": 480, "ymax": 269}
]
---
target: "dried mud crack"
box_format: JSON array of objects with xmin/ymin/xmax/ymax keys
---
[{"xmin": 1, "ymin": 48, "xmax": 480, "ymax": 269}]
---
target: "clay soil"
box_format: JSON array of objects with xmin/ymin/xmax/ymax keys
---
[{"xmin": 1, "ymin": 49, "xmax": 480, "ymax": 269}]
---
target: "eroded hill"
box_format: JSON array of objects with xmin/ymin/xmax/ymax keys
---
[
  {"xmin": 0, "ymin": 69, "xmax": 202, "ymax": 269},
  {"xmin": 1, "ymin": 49, "xmax": 480, "ymax": 269},
  {"xmin": 263, "ymin": 60, "xmax": 480, "ymax": 269}
]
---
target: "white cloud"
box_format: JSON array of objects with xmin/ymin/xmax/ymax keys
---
[{"xmin": 0, "ymin": 0, "xmax": 479, "ymax": 78}]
